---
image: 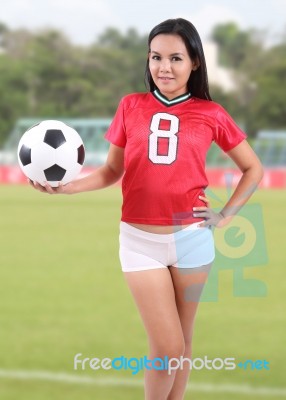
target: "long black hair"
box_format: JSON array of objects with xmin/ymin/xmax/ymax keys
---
[{"xmin": 145, "ymin": 18, "xmax": 212, "ymax": 100}]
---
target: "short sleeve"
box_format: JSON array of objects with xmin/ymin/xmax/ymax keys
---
[
  {"xmin": 213, "ymin": 105, "xmax": 247, "ymax": 152},
  {"xmin": 104, "ymin": 98, "xmax": 127, "ymax": 148}
]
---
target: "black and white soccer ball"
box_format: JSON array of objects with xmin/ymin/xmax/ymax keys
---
[{"xmin": 17, "ymin": 120, "xmax": 85, "ymax": 187}]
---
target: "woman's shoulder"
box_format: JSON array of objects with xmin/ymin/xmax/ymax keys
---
[
  {"xmin": 192, "ymin": 97, "xmax": 223, "ymax": 112},
  {"xmin": 191, "ymin": 97, "xmax": 232, "ymax": 121},
  {"xmin": 120, "ymin": 92, "xmax": 153, "ymax": 109},
  {"xmin": 122, "ymin": 92, "xmax": 149, "ymax": 99}
]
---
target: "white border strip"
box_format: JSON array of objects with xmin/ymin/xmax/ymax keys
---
[{"xmin": 0, "ymin": 369, "xmax": 285, "ymax": 396}]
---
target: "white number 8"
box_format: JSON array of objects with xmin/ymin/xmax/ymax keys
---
[{"xmin": 148, "ymin": 113, "xmax": 179, "ymax": 165}]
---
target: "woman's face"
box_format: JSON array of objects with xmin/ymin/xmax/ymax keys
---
[{"xmin": 148, "ymin": 33, "xmax": 199, "ymax": 100}]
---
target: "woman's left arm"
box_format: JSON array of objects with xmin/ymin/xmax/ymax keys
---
[{"xmin": 194, "ymin": 140, "xmax": 264, "ymax": 227}]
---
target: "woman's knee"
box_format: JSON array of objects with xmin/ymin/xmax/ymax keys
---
[{"xmin": 150, "ymin": 336, "xmax": 185, "ymax": 360}]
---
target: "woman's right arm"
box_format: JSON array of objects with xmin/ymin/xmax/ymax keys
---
[{"xmin": 31, "ymin": 144, "xmax": 125, "ymax": 195}]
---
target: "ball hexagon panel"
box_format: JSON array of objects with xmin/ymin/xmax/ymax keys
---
[
  {"xmin": 22, "ymin": 163, "xmax": 47, "ymax": 184},
  {"xmin": 31, "ymin": 142, "xmax": 56, "ymax": 170},
  {"xmin": 18, "ymin": 123, "xmax": 42, "ymax": 154},
  {"xmin": 62, "ymin": 125, "xmax": 83, "ymax": 146},
  {"xmin": 54, "ymin": 142, "xmax": 77, "ymax": 169},
  {"xmin": 61, "ymin": 163, "xmax": 82, "ymax": 185}
]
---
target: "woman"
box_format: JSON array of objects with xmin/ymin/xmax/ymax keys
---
[{"xmin": 32, "ymin": 18, "xmax": 263, "ymax": 400}]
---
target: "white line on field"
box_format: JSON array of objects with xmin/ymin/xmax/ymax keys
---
[{"xmin": 0, "ymin": 369, "xmax": 285, "ymax": 396}]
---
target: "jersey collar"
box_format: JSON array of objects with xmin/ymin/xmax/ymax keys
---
[{"xmin": 152, "ymin": 89, "xmax": 191, "ymax": 107}]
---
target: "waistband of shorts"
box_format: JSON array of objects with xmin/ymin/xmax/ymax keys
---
[{"xmin": 119, "ymin": 221, "xmax": 202, "ymax": 243}]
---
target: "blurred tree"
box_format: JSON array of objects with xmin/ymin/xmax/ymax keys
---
[
  {"xmin": 24, "ymin": 27, "xmax": 147, "ymax": 117},
  {"xmin": 1, "ymin": 28, "xmax": 33, "ymax": 59},
  {"xmin": 25, "ymin": 30, "xmax": 84, "ymax": 115},
  {"xmin": 0, "ymin": 55, "xmax": 29, "ymax": 144},
  {"xmin": 247, "ymin": 43, "xmax": 286, "ymax": 133},
  {"xmin": 0, "ymin": 22, "xmax": 285, "ymax": 146},
  {"xmin": 86, "ymin": 27, "xmax": 147, "ymax": 114},
  {"xmin": 210, "ymin": 85, "xmax": 242, "ymax": 122},
  {"xmin": 0, "ymin": 22, "xmax": 9, "ymax": 48},
  {"xmin": 0, "ymin": 25, "xmax": 149, "ymax": 145},
  {"xmin": 211, "ymin": 22, "xmax": 286, "ymax": 136}
]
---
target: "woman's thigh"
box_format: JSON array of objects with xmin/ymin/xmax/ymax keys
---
[
  {"xmin": 124, "ymin": 268, "xmax": 185, "ymax": 354},
  {"xmin": 169, "ymin": 263, "xmax": 212, "ymax": 345}
]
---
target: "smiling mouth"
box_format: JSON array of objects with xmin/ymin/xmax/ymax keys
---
[{"xmin": 159, "ymin": 77, "xmax": 174, "ymax": 81}]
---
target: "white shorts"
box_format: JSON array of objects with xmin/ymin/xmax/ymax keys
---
[{"xmin": 119, "ymin": 222, "xmax": 215, "ymax": 272}]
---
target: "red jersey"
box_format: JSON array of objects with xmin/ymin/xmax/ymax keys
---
[{"xmin": 105, "ymin": 90, "xmax": 247, "ymax": 226}]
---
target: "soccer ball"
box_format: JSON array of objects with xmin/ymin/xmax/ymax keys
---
[{"xmin": 17, "ymin": 120, "xmax": 85, "ymax": 187}]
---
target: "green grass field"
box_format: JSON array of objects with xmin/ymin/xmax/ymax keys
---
[{"xmin": 0, "ymin": 185, "xmax": 285, "ymax": 400}]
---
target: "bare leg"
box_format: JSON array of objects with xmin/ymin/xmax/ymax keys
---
[
  {"xmin": 167, "ymin": 264, "xmax": 212, "ymax": 400},
  {"xmin": 124, "ymin": 269, "xmax": 185, "ymax": 400}
]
